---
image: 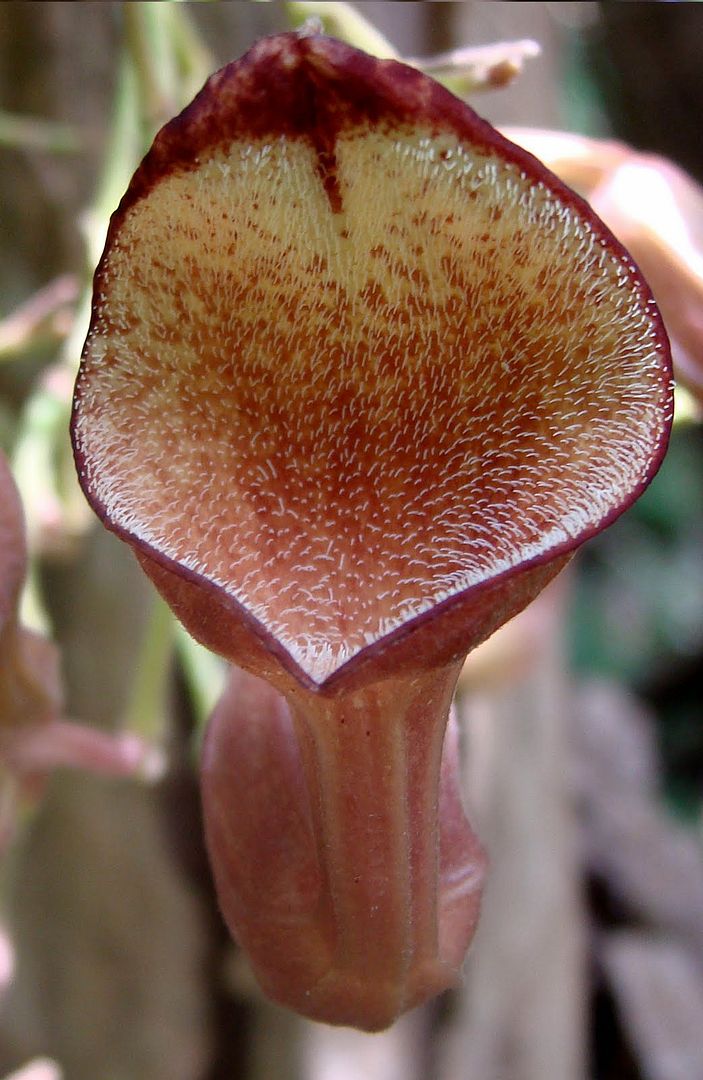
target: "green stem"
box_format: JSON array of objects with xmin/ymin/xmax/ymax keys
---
[
  {"xmin": 286, "ymin": 1, "xmax": 399, "ymax": 57},
  {"xmin": 123, "ymin": 3, "xmax": 179, "ymax": 135},
  {"xmin": 123, "ymin": 596, "xmax": 176, "ymax": 745},
  {"xmin": 174, "ymin": 624, "xmax": 226, "ymax": 738},
  {"xmin": 87, "ymin": 35, "xmax": 142, "ymax": 267}
]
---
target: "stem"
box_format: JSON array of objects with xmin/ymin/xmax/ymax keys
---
[
  {"xmin": 290, "ymin": 667, "xmax": 455, "ymax": 1024},
  {"xmin": 123, "ymin": 594, "xmax": 175, "ymax": 746},
  {"xmin": 123, "ymin": 3, "xmax": 179, "ymax": 135},
  {"xmin": 174, "ymin": 623, "xmax": 226, "ymax": 742},
  {"xmin": 0, "ymin": 275, "xmax": 78, "ymax": 361},
  {"xmin": 202, "ymin": 661, "xmax": 485, "ymax": 1031},
  {"xmin": 410, "ymin": 40, "xmax": 540, "ymax": 97},
  {"xmin": 286, "ymin": 2, "xmax": 399, "ymax": 58},
  {"xmin": 169, "ymin": 4, "xmax": 215, "ymax": 98},
  {"xmin": 86, "ymin": 47, "xmax": 142, "ymax": 265},
  {"xmin": 0, "ymin": 109, "xmax": 81, "ymax": 153}
]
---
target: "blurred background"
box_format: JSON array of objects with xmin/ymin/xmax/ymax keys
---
[{"xmin": 1, "ymin": 3, "xmax": 702, "ymax": 1079}]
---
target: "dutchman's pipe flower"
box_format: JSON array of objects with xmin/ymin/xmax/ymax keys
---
[{"xmin": 71, "ymin": 32, "xmax": 672, "ymax": 1029}]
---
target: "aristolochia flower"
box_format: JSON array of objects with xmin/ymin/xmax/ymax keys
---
[{"xmin": 71, "ymin": 32, "xmax": 672, "ymax": 1028}]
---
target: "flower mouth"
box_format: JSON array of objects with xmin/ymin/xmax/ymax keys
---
[{"xmin": 71, "ymin": 33, "xmax": 673, "ymax": 687}]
